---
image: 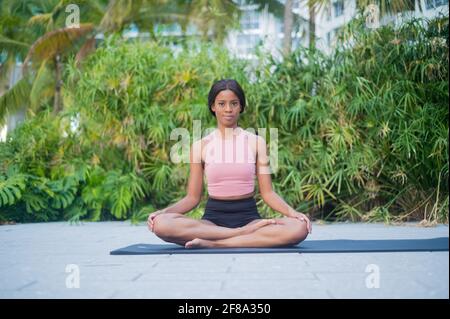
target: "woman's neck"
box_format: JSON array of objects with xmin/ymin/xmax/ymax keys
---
[{"xmin": 216, "ymin": 124, "xmax": 239, "ymax": 140}]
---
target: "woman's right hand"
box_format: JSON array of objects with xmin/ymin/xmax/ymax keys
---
[{"xmin": 147, "ymin": 210, "xmax": 166, "ymax": 232}]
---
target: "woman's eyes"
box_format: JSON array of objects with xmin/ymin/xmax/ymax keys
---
[{"xmin": 218, "ymin": 102, "xmax": 239, "ymax": 107}]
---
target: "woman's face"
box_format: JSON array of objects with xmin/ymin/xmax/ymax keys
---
[{"xmin": 211, "ymin": 90, "xmax": 241, "ymax": 127}]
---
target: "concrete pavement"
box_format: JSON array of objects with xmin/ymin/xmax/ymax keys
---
[{"xmin": 0, "ymin": 221, "xmax": 448, "ymax": 299}]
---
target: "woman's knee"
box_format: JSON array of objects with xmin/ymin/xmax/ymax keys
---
[
  {"xmin": 152, "ymin": 213, "xmax": 179, "ymax": 238},
  {"xmin": 285, "ymin": 218, "xmax": 309, "ymax": 244}
]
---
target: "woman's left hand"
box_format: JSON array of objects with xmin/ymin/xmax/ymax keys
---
[{"xmin": 288, "ymin": 211, "xmax": 312, "ymax": 234}]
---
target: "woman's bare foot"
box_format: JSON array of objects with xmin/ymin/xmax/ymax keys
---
[
  {"xmin": 185, "ymin": 238, "xmax": 215, "ymax": 249},
  {"xmin": 238, "ymin": 219, "xmax": 277, "ymax": 236}
]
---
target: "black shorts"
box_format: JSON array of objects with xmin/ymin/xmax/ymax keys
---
[{"xmin": 202, "ymin": 196, "xmax": 262, "ymax": 228}]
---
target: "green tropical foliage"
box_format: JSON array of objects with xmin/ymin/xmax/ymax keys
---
[
  {"xmin": 0, "ymin": 12, "xmax": 448, "ymax": 225},
  {"xmin": 0, "ymin": 0, "xmax": 245, "ymax": 126},
  {"xmin": 250, "ymin": 13, "xmax": 448, "ymax": 224}
]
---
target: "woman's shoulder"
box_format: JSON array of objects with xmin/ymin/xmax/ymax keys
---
[
  {"xmin": 200, "ymin": 130, "xmax": 216, "ymax": 147},
  {"xmin": 192, "ymin": 130, "xmax": 215, "ymax": 145},
  {"xmin": 191, "ymin": 130, "xmax": 216, "ymax": 162},
  {"xmin": 240, "ymin": 128, "xmax": 264, "ymax": 144},
  {"xmin": 241, "ymin": 128, "xmax": 257, "ymax": 138}
]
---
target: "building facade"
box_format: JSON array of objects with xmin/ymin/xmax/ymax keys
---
[{"xmin": 227, "ymin": 0, "xmax": 448, "ymax": 59}]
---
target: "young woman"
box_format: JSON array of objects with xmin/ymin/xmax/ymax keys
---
[{"xmin": 148, "ymin": 79, "xmax": 311, "ymax": 248}]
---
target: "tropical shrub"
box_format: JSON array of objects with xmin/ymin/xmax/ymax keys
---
[
  {"xmin": 250, "ymin": 14, "xmax": 448, "ymax": 223},
  {"xmin": 0, "ymin": 14, "xmax": 448, "ymax": 224}
]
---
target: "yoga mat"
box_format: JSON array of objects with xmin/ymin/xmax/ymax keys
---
[{"xmin": 110, "ymin": 237, "xmax": 449, "ymax": 255}]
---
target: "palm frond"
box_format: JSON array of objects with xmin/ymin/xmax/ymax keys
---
[
  {"xmin": 27, "ymin": 13, "xmax": 52, "ymax": 28},
  {"xmin": 23, "ymin": 23, "xmax": 95, "ymax": 70},
  {"xmin": 99, "ymin": 0, "xmax": 140, "ymax": 33},
  {"xmin": 75, "ymin": 36, "xmax": 96, "ymax": 66},
  {"xmin": 29, "ymin": 59, "xmax": 55, "ymax": 110},
  {"xmin": 0, "ymin": 34, "xmax": 30, "ymax": 51},
  {"xmin": 0, "ymin": 77, "xmax": 31, "ymax": 126}
]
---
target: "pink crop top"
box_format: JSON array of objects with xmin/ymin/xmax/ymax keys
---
[{"xmin": 204, "ymin": 127, "xmax": 256, "ymax": 197}]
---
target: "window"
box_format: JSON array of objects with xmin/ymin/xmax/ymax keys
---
[
  {"xmin": 425, "ymin": 0, "xmax": 448, "ymax": 9},
  {"xmin": 333, "ymin": 0, "xmax": 344, "ymax": 17},
  {"xmin": 241, "ymin": 10, "xmax": 259, "ymax": 30}
]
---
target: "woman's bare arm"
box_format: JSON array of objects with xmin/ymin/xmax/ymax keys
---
[
  {"xmin": 256, "ymin": 136, "xmax": 296, "ymax": 217},
  {"xmin": 161, "ymin": 140, "xmax": 204, "ymax": 214},
  {"xmin": 256, "ymin": 136, "xmax": 312, "ymax": 232}
]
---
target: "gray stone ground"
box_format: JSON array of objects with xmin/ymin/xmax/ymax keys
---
[{"xmin": 0, "ymin": 221, "xmax": 448, "ymax": 299}]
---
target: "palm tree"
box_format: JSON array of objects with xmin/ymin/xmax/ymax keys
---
[
  {"xmin": 248, "ymin": 0, "xmax": 309, "ymax": 55},
  {"xmin": 0, "ymin": 0, "xmax": 243, "ymax": 125},
  {"xmin": 23, "ymin": 24, "xmax": 95, "ymax": 114},
  {"xmin": 356, "ymin": 0, "xmax": 417, "ymax": 16},
  {"xmin": 185, "ymin": 0, "xmax": 242, "ymax": 44},
  {"xmin": 0, "ymin": 0, "xmax": 36, "ymax": 100},
  {"xmin": 252, "ymin": 0, "xmax": 417, "ymax": 54},
  {"xmin": 283, "ymin": 0, "xmax": 294, "ymax": 55},
  {"xmin": 0, "ymin": 0, "xmax": 103, "ymax": 123}
]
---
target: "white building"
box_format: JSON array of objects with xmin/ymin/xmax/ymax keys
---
[{"xmin": 227, "ymin": 0, "xmax": 448, "ymax": 59}]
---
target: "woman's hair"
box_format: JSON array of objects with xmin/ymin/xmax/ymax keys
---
[{"xmin": 207, "ymin": 79, "xmax": 246, "ymax": 117}]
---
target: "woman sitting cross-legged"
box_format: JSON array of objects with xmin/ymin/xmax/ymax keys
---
[{"xmin": 148, "ymin": 79, "xmax": 311, "ymax": 248}]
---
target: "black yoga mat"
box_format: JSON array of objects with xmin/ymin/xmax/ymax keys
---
[{"xmin": 110, "ymin": 237, "xmax": 449, "ymax": 255}]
